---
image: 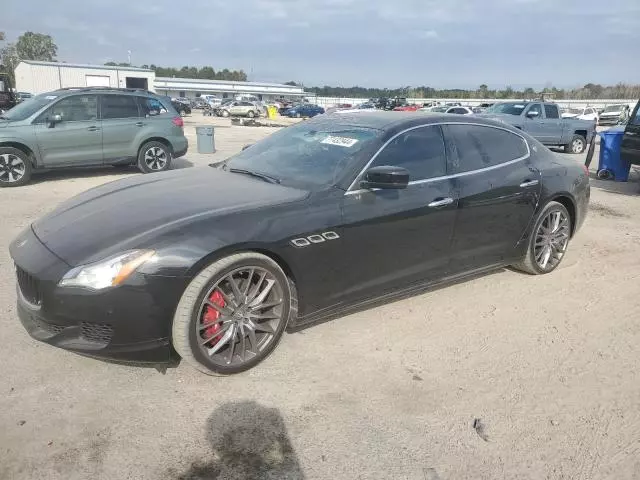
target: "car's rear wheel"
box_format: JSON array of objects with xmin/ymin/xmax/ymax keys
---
[
  {"xmin": 512, "ymin": 201, "xmax": 571, "ymax": 275},
  {"xmin": 138, "ymin": 141, "xmax": 172, "ymax": 174},
  {"xmin": 247, "ymin": 110, "xmax": 255, "ymax": 118},
  {"xmin": 221, "ymin": 110, "xmax": 230, "ymax": 117},
  {"xmin": 172, "ymin": 252, "xmax": 294, "ymax": 375},
  {"xmin": 0, "ymin": 147, "xmax": 32, "ymax": 187},
  {"xmin": 565, "ymin": 134, "xmax": 586, "ymax": 154},
  {"xmin": 180, "ymin": 110, "xmax": 187, "ymax": 117}
]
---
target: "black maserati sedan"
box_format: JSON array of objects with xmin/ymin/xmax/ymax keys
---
[{"xmin": 10, "ymin": 112, "xmax": 590, "ymax": 375}]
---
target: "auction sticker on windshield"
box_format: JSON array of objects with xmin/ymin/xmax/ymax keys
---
[{"xmin": 321, "ymin": 136, "xmax": 359, "ymax": 147}]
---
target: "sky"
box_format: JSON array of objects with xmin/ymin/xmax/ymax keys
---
[{"xmin": 3, "ymin": 0, "xmax": 640, "ymax": 89}]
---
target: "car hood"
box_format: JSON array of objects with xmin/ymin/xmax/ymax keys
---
[{"xmin": 32, "ymin": 168, "xmax": 308, "ymax": 266}]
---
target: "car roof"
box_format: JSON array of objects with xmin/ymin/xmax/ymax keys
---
[
  {"xmin": 49, "ymin": 88, "xmax": 158, "ymax": 98},
  {"xmin": 321, "ymin": 111, "xmax": 513, "ymax": 132}
]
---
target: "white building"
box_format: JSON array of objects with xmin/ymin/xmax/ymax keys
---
[
  {"xmin": 15, "ymin": 61, "xmax": 155, "ymax": 93},
  {"xmin": 15, "ymin": 60, "xmax": 307, "ymax": 102},
  {"xmin": 154, "ymin": 77, "xmax": 306, "ymax": 102}
]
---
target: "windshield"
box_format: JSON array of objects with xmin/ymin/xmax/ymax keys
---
[
  {"xmin": 603, "ymin": 105, "xmax": 624, "ymax": 112},
  {"xmin": 1, "ymin": 93, "xmax": 57, "ymax": 121},
  {"xmin": 221, "ymin": 120, "xmax": 381, "ymax": 189},
  {"xmin": 484, "ymin": 102, "xmax": 527, "ymax": 115}
]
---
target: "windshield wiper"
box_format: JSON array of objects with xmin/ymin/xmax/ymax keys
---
[{"xmin": 228, "ymin": 167, "xmax": 280, "ymax": 184}]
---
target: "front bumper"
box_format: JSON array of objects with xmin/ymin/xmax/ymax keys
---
[
  {"xmin": 598, "ymin": 116, "xmax": 620, "ymax": 126},
  {"xmin": 10, "ymin": 227, "xmax": 183, "ymax": 364}
]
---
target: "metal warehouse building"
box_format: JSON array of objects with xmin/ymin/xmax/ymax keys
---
[
  {"xmin": 154, "ymin": 77, "xmax": 306, "ymax": 102},
  {"xmin": 15, "ymin": 61, "xmax": 307, "ymax": 101},
  {"xmin": 15, "ymin": 61, "xmax": 155, "ymax": 93}
]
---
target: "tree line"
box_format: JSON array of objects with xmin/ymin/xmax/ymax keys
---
[
  {"xmin": 104, "ymin": 62, "xmax": 248, "ymax": 82},
  {"xmin": 296, "ymin": 83, "xmax": 640, "ymax": 100}
]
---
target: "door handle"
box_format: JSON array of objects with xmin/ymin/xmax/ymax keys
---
[
  {"xmin": 519, "ymin": 179, "xmax": 539, "ymax": 188},
  {"xmin": 87, "ymin": 126, "xmax": 100, "ymax": 131},
  {"xmin": 428, "ymin": 197, "xmax": 454, "ymax": 208},
  {"xmin": 135, "ymin": 122, "xmax": 144, "ymax": 127}
]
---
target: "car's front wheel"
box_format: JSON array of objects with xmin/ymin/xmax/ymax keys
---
[
  {"xmin": 0, "ymin": 147, "xmax": 32, "ymax": 187},
  {"xmin": 138, "ymin": 141, "xmax": 172, "ymax": 174},
  {"xmin": 247, "ymin": 110, "xmax": 255, "ymax": 118},
  {"xmin": 172, "ymin": 252, "xmax": 294, "ymax": 375},
  {"xmin": 512, "ymin": 201, "xmax": 572, "ymax": 275}
]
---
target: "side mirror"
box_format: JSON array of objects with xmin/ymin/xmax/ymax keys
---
[
  {"xmin": 526, "ymin": 110, "xmax": 540, "ymax": 118},
  {"xmin": 360, "ymin": 165, "xmax": 409, "ymax": 190},
  {"xmin": 48, "ymin": 114, "xmax": 62, "ymax": 128}
]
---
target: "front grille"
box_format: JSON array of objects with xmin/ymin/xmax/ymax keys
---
[
  {"xmin": 80, "ymin": 322, "xmax": 113, "ymax": 343},
  {"xmin": 16, "ymin": 266, "xmax": 43, "ymax": 306},
  {"xmin": 32, "ymin": 316, "xmax": 65, "ymax": 335}
]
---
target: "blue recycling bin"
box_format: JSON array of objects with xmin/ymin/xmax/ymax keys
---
[{"xmin": 597, "ymin": 128, "xmax": 630, "ymax": 182}]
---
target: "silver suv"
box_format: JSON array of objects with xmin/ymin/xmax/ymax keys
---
[{"xmin": 0, "ymin": 88, "xmax": 188, "ymax": 187}]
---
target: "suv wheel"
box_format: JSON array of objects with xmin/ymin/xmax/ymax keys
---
[
  {"xmin": 0, "ymin": 147, "xmax": 32, "ymax": 187},
  {"xmin": 138, "ymin": 141, "xmax": 172, "ymax": 174}
]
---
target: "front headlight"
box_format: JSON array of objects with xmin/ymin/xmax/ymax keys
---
[{"xmin": 58, "ymin": 250, "xmax": 155, "ymax": 290}]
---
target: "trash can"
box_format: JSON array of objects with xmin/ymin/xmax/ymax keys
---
[
  {"xmin": 597, "ymin": 128, "xmax": 630, "ymax": 182},
  {"xmin": 195, "ymin": 126, "xmax": 215, "ymax": 154},
  {"xmin": 267, "ymin": 105, "xmax": 278, "ymax": 119}
]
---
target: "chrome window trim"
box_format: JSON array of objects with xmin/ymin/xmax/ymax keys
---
[{"xmin": 345, "ymin": 121, "xmax": 531, "ymax": 196}]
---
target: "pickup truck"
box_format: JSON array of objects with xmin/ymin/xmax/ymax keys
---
[{"xmin": 480, "ymin": 101, "xmax": 596, "ymax": 154}]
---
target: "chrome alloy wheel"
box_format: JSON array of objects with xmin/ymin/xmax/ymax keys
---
[
  {"xmin": 0, "ymin": 153, "xmax": 26, "ymax": 183},
  {"xmin": 534, "ymin": 209, "xmax": 570, "ymax": 271},
  {"xmin": 571, "ymin": 137, "xmax": 585, "ymax": 153},
  {"xmin": 196, "ymin": 267, "xmax": 284, "ymax": 367},
  {"xmin": 144, "ymin": 146, "xmax": 168, "ymax": 171}
]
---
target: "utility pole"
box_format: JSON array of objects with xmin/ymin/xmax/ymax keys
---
[{"xmin": 127, "ymin": 50, "xmax": 131, "ymax": 66}]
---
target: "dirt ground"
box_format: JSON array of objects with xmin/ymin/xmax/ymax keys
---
[{"xmin": 1, "ymin": 112, "xmax": 639, "ymax": 480}]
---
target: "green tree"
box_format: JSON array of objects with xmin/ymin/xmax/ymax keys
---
[
  {"xmin": 0, "ymin": 42, "xmax": 19, "ymax": 84},
  {"xmin": 16, "ymin": 31, "xmax": 57, "ymax": 61},
  {"xmin": 198, "ymin": 66, "xmax": 216, "ymax": 79}
]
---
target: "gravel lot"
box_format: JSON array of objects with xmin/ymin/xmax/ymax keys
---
[{"xmin": 1, "ymin": 113, "xmax": 639, "ymax": 480}]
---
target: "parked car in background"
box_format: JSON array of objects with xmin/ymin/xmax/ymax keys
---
[
  {"xmin": 17, "ymin": 92, "xmax": 34, "ymax": 103},
  {"xmin": 393, "ymin": 104, "xmax": 421, "ymax": 112},
  {"xmin": 215, "ymin": 99, "xmax": 236, "ymax": 117},
  {"xmin": 481, "ymin": 101, "xmax": 596, "ymax": 154},
  {"xmin": 170, "ymin": 98, "xmax": 192, "ymax": 117},
  {"xmin": 473, "ymin": 103, "xmax": 494, "ymax": 114},
  {"xmin": 621, "ymin": 99, "xmax": 640, "ymax": 166},
  {"xmin": 598, "ymin": 104, "xmax": 630, "ymax": 126},
  {"xmin": 282, "ymin": 103, "xmax": 325, "ymax": 118},
  {"xmin": 193, "ymin": 98, "xmax": 208, "ymax": 109},
  {"xmin": 9, "ymin": 112, "xmax": 589, "ymax": 374},
  {"xmin": 562, "ymin": 106, "xmax": 599, "ymax": 122},
  {"xmin": 0, "ymin": 72, "xmax": 17, "ymax": 113},
  {"xmin": 0, "ymin": 88, "xmax": 188, "ymax": 186},
  {"xmin": 333, "ymin": 103, "xmax": 377, "ymax": 114},
  {"xmin": 227, "ymin": 101, "xmax": 262, "ymax": 118},
  {"xmin": 446, "ymin": 106, "xmax": 474, "ymax": 115},
  {"xmin": 419, "ymin": 105, "xmax": 448, "ymax": 113}
]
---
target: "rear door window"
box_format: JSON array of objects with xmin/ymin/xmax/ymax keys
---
[
  {"xmin": 101, "ymin": 95, "xmax": 140, "ymax": 119},
  {"xmin": 445, "ymin": 124, "xmax": 528, "ymax": 173}
]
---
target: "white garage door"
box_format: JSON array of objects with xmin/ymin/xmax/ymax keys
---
[{"xmin": 85, "ymin": 75, "xmax": 111, "ymax": 87}]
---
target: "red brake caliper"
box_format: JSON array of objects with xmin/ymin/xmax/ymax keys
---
[{"xmin": 202, "ymin": 290, "xmax": 225, "ymax": 345}]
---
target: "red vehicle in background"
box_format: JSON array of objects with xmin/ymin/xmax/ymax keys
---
[{"xmin": 393, "ymin": 104, "xmax": 421, "ymax": 112}]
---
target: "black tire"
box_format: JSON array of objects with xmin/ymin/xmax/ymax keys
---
[
  {"xmin": 0, "ymin": 147, "xmax": 32, "ymax": 187},
  {"xmin": 137, "ymin": 141, "xmax": 172, "ymax": 174},
  {"xmin": 512, "ymin": 201, "xmax": 572, "ymax": 275},
  {"xmin": 172, "ymin": 252, "xmax": 294, "ymax": 375},
  {"xmin": 247, "ymin": 110, "xmax": 255, "ymax": 118},
  {"xmin": 221, "ymin": 110, "xmax": 230, "ymax": 118},
  {"xmin": 180, "ymin": 110, "xmax": 187, "ymax": 117},
  {"xmin": 565, "ymin": 134, "xmax": 586, "ymax": 154}
]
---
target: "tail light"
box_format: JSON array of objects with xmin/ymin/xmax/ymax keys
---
[{"xmin": 172, "ymin": 116, "xmax": 184, "ymax": 128}]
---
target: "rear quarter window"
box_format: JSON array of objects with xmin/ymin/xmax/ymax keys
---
[
  {"xmin": 446, "ymin": 124, "xmax": 529, "ymax": 173},
  {"xmin": 138, "ymin": 96, "xmax": 170, "ymax": 117}
]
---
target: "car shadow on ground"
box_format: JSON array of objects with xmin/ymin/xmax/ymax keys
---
[
  {"xmin": 28, "ymin": 158, "xmax": 195, "ymax": 185},
  {"xmin": 588, "ymin": 167, "xmax": 640, "ymax": 197},
  {"xmin": 166, "ymin": 401, "xmax": 305, "ymax": 480}
]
